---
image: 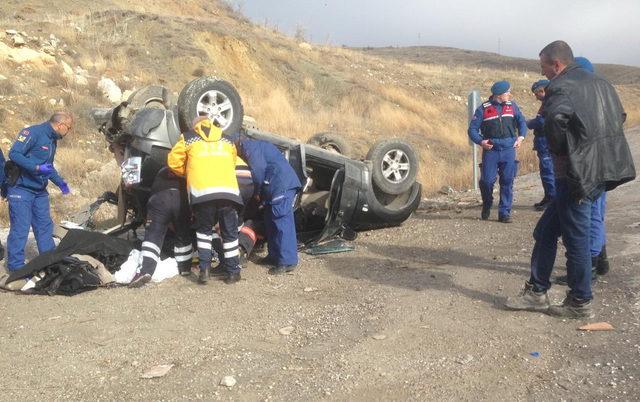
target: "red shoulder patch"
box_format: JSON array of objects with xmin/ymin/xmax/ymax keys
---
[{"xmin": 21, "ymin": 129, "xmax": 30, "ymax": 135}]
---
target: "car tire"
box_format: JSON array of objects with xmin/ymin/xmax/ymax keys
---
[
  {"xmin": 366, "ymin": 139, "xmax": 418, "ymax": 195},
  {"xmin": 307, "ymin": 132, "xmax": 351, "ymax": 156},
  {"xmin": 177, "ymin": 77, "xmax": 244, "ymax": 134},
  {"xmin": 126, "ymin": 85, "xmax": 173, "ymax": 109}
]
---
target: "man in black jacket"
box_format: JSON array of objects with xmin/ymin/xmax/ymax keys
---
[{"xmin": 505, "ymin": 40, "xmax": 635, "ymax": 319}]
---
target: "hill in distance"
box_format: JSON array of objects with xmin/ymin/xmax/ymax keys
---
[{"xmin": 0, "ymin": 0, "xmax": 638, "ymax": 223}]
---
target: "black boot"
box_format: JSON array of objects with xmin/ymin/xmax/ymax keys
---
[
  {"xmin": 198, "ymin": 267, "xmax": 210, "ymax": 284},
  {"xmin": 596, "ymin": 245, "xmax": 610, "ymax": 275},
  {"xmin": 224, "ymin": 272, "xmax": 241, "ymax": 284},
  {"xmin": 555, "ymin": 258, "xmax": 598, "ymax": 286},
  {"xmin": 534, "ymin": 196, "xmax": 551, "ymax": 211},
  {"xmin": 481, "ymin": 205, "xmax": 490, "ymax": 220}
]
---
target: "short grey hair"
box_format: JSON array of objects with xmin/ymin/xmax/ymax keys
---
[{"xmin": 49, "ymin": 111, "xmax": 73, "ymax": 125}]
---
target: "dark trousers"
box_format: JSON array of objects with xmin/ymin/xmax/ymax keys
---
[
  {"xmin": 140, "ymin": 190, "xmax": 193, "ymax": 276},
  {"xmin": 7, "ymin": 186, "xmax": 55, "ymax": 270},
  {"xmin": 479, "ymin": 147, "xmax": 518, "ymax": 218},
  {"xmin": 529, "ymin": 179, "xmax": 595, "ymax": 300},
  {"xmin": 533, "ymin": 136, "xmax": 556, "ymax": 199},
  {"xmin": 193, "ymin": 200, "xmax": 240, "ymax": 274}
]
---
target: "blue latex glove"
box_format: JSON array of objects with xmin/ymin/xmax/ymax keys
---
[
  {"xmin": 59, "ymin": 181, "xmax": 70, "ymax": 195},
  {"xmin": 37, "ymin": 163, "xmax": 55, "ymax": 175}
]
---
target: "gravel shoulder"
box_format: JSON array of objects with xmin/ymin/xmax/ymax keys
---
[{"xmin": 0, "ymin": 128, "xmax": 638, "ymax": 401}]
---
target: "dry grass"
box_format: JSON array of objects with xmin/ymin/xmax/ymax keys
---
[
  {"xmin": 0, "ymin": 79, "xmax": 16, "ymax": 97},
  {"xmin": 0, "ymin": 0, "xmax": 638, "ymax": 217}
]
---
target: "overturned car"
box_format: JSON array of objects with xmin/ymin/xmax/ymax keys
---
[{"xmin": 88, "ymin": 77, "xmax": 422, "ymax": 253}]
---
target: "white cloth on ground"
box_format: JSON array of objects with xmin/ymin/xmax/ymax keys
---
[{"xmin": 114, "ymin": 249, "xmax": 179, "ymax": 284}]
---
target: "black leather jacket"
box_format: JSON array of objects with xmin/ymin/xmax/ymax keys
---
[{"xmin": 543, "ymin": 63, "xmax": 636, "ymax": 201}]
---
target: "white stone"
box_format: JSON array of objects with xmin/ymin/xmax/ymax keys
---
[
  {"xmin": 0, "ymin": 74, "xmax": 7, "ymax": 80},
  {"xmin": 60, "ymin": 60, "xmax": 74, "ymax": 77},
  {"xmin": 456, "ymin": 354, "xmax": 474, "ymax": 365},
  {"xmin": 98, "ymin": 77, "xmax": 122, "ymax": 103},
  {"xmin": 279, "ymin": 326, "xmax": 295, "ymax": 335},
  {"xmin": 48, "ymin": 98, "xmax": 57, "ymax": 106},
  {"xmin": 74, "ymin": 75, "xmax": 88, "ymax": 86},
  {"xmin": 298, "ymin": 42, "xmax": 312, "ymax": 50},
  {"xmin": 12, "ymin": 35, "xmax": 26, "ymax": 46},
  {"xmin": 5, "ymin": 29, "xmax": 17, "ymax": 35},
  {"xmin": 0, "ymin": 42, "xmax": 56, "ymax": 67},
  {"xmin": 220, "ymin": 376, "xmax": 236, "ymax": 387}
]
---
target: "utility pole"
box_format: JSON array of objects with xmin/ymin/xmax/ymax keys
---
[{"xmin": 467, "ymin": 90, "xmax": 481, "ymax": 190}]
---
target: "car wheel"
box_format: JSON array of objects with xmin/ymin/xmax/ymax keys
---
[
  {"xmin": 307, "ymin": 132, "xmax": 351, "ymax": 156},
  {"xmin": 126, "ymin": 85, "xmax": 173, "ymax": 110},
  {"xmin": 177, "ymin": 77, "xmax": 244, "ymax": 134},
  {"xmin": 366, "ymin": 139, "xmax": 418, "ymax": 195}
]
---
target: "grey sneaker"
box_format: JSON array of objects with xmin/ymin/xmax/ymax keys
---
[
  {"xmin": 504, "ymin": 281, "xmax": 550, "ymax": 312},
  {"xmin": 547, "ymin": 294, "xmax": 594, "ymax": 319}
]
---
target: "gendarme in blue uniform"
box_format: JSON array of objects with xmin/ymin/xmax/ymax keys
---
[
  {"xmin": 7, "ymin": 121, "xmax": 67, "ymax": 270},
  {"xmin": 468, "ymin": 96, "xmax": 527, "ymax": 220}
]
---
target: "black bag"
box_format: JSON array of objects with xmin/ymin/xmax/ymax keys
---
[{"xmin": 33, "ymin": 257, "xmax": 102, "ymax": 296}]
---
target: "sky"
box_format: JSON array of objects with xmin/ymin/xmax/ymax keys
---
[{"xmin": 226, "ymin": 0, "xmax": 640, "ymax": 67}]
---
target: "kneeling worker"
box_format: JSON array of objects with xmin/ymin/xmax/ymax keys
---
[{"xmin": 130, "ymin": 166, "xmax": 193, "ymax": 287}]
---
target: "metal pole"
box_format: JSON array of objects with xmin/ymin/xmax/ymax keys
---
[{"xmin": 467, "ymin": 90, "xmax": 481, "ymax": 190}]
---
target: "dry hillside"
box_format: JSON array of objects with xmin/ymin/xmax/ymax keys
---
[{"xmin": 1, "ymin": 0, "xmax": 639, "ymax": 224}]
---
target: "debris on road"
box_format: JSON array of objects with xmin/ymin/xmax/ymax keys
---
[
  {"xmin": 455, "ymin": 354, "xmax": 474, "ymax": 365},
  {"xmin": 578, "ymin": 322, "xmax": 615, "ymax": 331},
  {"xmin": 220, "ymin": 375, "xmax": 237, "ymax": 387},
  {"xmin": 140, "ymin": 364, "xmax": 174, "ymax": 379},
  {"xmin": 279, "ymin": 326, "xmax": 295, "ymax": 335}
]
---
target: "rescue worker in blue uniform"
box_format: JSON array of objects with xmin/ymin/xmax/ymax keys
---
[
  {"xmin": 233, "ymin": 135, "xmax": 302, "ymax": 275},
  {"xmin": 6, "ymin": 112, "xmax": 73, "ymax": 271},
  {"xmin": 0, "ymin": 147, "xmax": 5, "ymax": 261},
  {"xmin": 574, "ymin": 56, "xmax": 610, "ymax": 279},
  {"xmin": 468, "ymin": 81, "xmax": 528, "ymax": 223},
  {"xmin": 527, "ymin": 79, "xmax": 555, "ymax": 211}
]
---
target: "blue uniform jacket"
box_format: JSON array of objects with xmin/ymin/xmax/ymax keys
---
[
  {"xmin": 468, "ymin": 100, "xmax": 527, "ymax": 150},
  {"xmin": 9, "ymin": 122, "xmax": 65, "ymax": 192},
  {"xmin": 527, "ymin": 114, "xmax": 544, "ymax": 131},
  {"xmin": 237, "ymin": 139, "xmax": 302, "ymax": 203}
]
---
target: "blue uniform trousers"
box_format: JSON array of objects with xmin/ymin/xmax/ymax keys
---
[
  {"xmin": 529, "ymin": 179, "xmax": 595, "ymax": 300},
  {"xmin": 7, "ymin": 186, "xmax": 55, "ymax": 270},
  {"xmin": 479, "ymin": 147, "xmax": 518, "ymax": 218},
  {"xmin": 533, "ymin": 136, "xmax": 556, "ymax": 199},
  {"xmin": 590, "ymin": 192, "xmax": 607, "ymax": 257},
  {"xmin": 265, "ymin": 189, "xmax": 298, "ymax": 267}
]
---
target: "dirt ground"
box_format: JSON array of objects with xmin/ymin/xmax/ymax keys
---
[{"xmin": 1, "ymin": 128, "xmax": 639, "ymax": 401}]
